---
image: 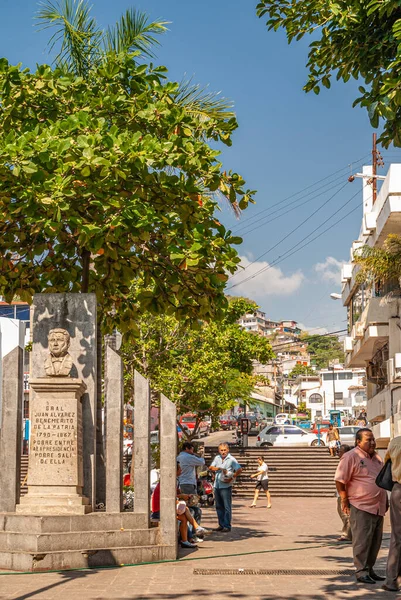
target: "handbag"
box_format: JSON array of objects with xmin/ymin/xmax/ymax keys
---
[{"xmin": 375, "ymin": 459, "xmax": 394, "ymax": 492}]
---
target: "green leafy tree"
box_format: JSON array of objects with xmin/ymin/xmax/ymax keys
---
[
  {"xmin": 297, "ymin": 401, "xmax": 311, "ymax": 420},
  {"xmin": 289, "ymin": 364, "xmax": 315, "ymax": 378},
  {"xmin": 121, "ymin": 299, "xmax": 274, "ymax": 438},
  {"xmin": 0, "ymin": 1, "xmax": 255, "ymax": 334},
  {"xmin": 301, "ymin": 333, "xmax": 344, "ymax": 369},
  {"xmin": 256, "ymin": 0, "xmax": 401, "ymax": 147}
]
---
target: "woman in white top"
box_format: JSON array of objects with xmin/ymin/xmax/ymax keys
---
[{"xmin": 249, "ymin": 456, "xmax": 271, "ymax": 509}]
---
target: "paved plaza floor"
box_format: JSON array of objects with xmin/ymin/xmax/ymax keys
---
[{"xmin": 0, "ymin": 497, "xmax": 396, "ymax": 600}]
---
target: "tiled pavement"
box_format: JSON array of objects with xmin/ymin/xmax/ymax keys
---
[{"xmin": 0, "ymin": 497, "xmax": 396, "ymax": 600}]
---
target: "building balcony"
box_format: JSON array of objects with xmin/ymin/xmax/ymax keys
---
[
  {"xmin": 344, "ymin": 297, "xmax": 389, "ymax": 368},
  {"xmin": 367, "ymin": 388, "xmax": 388, "ymax": 423},
  {"xmin": 371, "ymin": 418, "xmax": 391, "ymax": 449}
]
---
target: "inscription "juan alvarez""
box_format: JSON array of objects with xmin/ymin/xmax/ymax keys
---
[{"xmin": 31, "ymin": 404, "xmax": 79, "ymax": 465}]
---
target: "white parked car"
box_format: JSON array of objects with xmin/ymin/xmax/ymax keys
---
[{"xmin": 256, "ymin": 425, "xmax": 325, "ymax": 447}]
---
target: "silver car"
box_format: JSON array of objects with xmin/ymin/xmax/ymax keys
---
[
  {"xmin": 256, "ymin": 424, "xmax": 324, "ymax": 447},
  {"xmin": 337, "ymin": 426, "xmax": 362, "ymax": 446}
]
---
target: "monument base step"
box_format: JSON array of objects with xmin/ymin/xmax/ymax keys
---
[
  {"xmin": 0, "ymin": 512, "xmax": 148, "ymax": 533},
  {"xmin": 16, "ymin": 504, "xmax": 92, "ymax": 515},
  {"xmin": 0, "ymin": 526, "xmax": 160, "ymax": 552},
  {"xmin": 17, "ymin": 492, "xmax": 91, "ymax": 515},
  {"xmin": 0, "ymin": 543, "xmax": 177, "ymax": 572}
]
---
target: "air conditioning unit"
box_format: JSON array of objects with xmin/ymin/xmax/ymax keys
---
[
  {"xmin": 341, "ymin": 264, "xmax": 353, "ymax": 282},
  {"xmin": 394, "ymin": 353, "xmax": 401, "ymax": 381},
  {"xmin": 351, "ymin": 240, "xmax": 364, "ymax": 260},
  {"xmin": 364, "ymin": 212, "xmax": 376, "ymax": 233},
  {"xmin": 387, "ymin": 359, "xmax": 395, "ymax": 384},
  {"xmin": 355, "ymin": 322, "xmax": 365, "ymax": 338},
  {"xmin": 344, "ymin": 337, "xmax": 353, "ymax": 352}
]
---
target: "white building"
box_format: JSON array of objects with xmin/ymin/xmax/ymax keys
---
[
  {"xmin": 238, "ymin": 310, "xmax": 279, "ymax": 337},
  {"xmin": 294, "ymin": 367, "xmax": 366, "ymax": 421},
  {"xmin": 342, "ymin": 163, "xmax": 401, "ymax": 448}
]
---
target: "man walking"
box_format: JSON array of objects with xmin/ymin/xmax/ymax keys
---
[
  {"xmin": 335, "ymin": 428, "xmax": 387, "ymax": 585},
  {"xmin": 177, "ymin": 442, "xmax": 205, "ymax": 495},
  {"xmin": 209, "ymin": 442, "xmax": 242, "ymax": 532}
]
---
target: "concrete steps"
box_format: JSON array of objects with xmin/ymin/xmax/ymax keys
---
[{"xmin": 204, "ymin": 446, "xmax": 338, "ymax": 498}]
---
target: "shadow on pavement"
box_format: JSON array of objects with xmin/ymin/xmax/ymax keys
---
[{"xmin": 10, "ymin": 569, "xmax": 99, "ymax": 600}]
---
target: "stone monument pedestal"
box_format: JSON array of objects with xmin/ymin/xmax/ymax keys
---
[{"xmin": 17, "ymin": 378, "xmax": 91, "ymax": 515}]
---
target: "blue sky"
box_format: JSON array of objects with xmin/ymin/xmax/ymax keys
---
[{"xmin": 3, "ymin": 0, "xmax": 401, "ymax": 334}]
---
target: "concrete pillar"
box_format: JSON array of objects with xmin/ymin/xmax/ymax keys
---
[
  {"xmin": 0, "ymin": 320, "xmax": 25, "ymax": 512},
  {"xmin": 159, "ymin": 393, "xmax": 177, "ymax": 553},
  {"xmin": 105, "ymin": 346, "xmax": 123, "ymax": 512},
  {"xmin": 31, "ymin": 294, "xmax": 97, "ymax": 509},
  {"xmin": 133, "ymin": 371, "xmax": 150, "ymax": 519}
]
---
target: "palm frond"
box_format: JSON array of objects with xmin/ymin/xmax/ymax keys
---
[
  {"xmin": 174, "ymin": 78, "xmax": 236, "ymax": 122},
  {"xmin": 104, "ymin": 9, "xmax": 168, "ymax": 57},
  {"xmin": 354, "ymin": 235, "xmax": 401, "ymax": 285},
  {"xmin": 36, "ymin": 0, "xmax": 102, "ymax": 77}
]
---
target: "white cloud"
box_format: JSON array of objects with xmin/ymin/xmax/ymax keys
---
[
  {"xmin": 314, "ymin": 256, "xmax": 346, "ymax": 284},
  {"xmin": 229, "ymin": 255, "xmax": 304, "ymax": 297}
]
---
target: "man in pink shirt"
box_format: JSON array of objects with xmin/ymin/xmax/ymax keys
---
[{"xmin": 335, "ymin": 428, "xmax": 387, "ymax": 585}]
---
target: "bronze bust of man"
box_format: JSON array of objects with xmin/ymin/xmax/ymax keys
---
[{"xmin": 44, "ymin": 328, "xmax": 73, "ymax": 377}]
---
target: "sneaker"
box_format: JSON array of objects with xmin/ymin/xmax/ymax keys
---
[
  {"xmin": 221, "ymin": 527, "xmax": 231, "ymax": 532},
  {"xmin": 181, "ymin": 540, "xmax": 197, "ymax": 548},
  {"xmin": 195, "ymin": 526, "xmax": 211, "ymax": 536},
  {"xmin": 191, "ymin": 536, "xmax": 204, "ymax": 543}
]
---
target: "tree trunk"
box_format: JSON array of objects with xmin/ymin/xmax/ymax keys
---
[{"xmin": 81, "ymin": 248, "xmax": 90, "ymax": 293}]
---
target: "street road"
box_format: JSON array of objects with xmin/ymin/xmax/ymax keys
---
[{"xmin": 194, "ymin": 429, "xmax": 258, "ymax": 447}]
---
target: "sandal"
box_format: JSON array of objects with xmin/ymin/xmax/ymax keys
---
[{"xmin": 249, "ymin": 504, "xmax": 256, "ymax": 508}]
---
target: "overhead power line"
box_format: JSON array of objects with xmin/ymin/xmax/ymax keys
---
[
  {"xmin": 236, "ymin": 178, "xmax": 348, "ymax": 238},
  {"xmin": 226, "ymin": 189, "xmax": 362, "ymax": 291},
  {"xmin": 232, "ymin": 153, "xmax": 370, "ymax": 232},
  {"xmin": 229, "ymin": 180, "xmax": 349, "ymax": 280},
  {"xmin": 270, "ymin": 329, "xmax": 348, "ymax": 350},
  {"xmin": 227, "ymin": 185, "xmax": 362, "ymax": 290}
]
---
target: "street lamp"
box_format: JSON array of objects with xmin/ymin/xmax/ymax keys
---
[{"xmin": 330, "ymin": 293, "xmax": 342, "ymax": 300}]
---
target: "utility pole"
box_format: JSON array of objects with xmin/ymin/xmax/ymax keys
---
[
  {"xmin": 371, "ymin": 133, "xmax": 384, "ymax": 205},
  {"xmin": 372, "ymin": 133, "xmax": 377, "ymax": 204}
]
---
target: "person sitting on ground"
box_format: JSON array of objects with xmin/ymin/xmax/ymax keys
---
[
  {"xmin": 336, "ymin": 444, "xmax": 352, "ymax": 542},
  {"xmin": 177, "ymin": 462, "xmax": 209, "ymax": 544},
  {"xmin": 249, "ymin": 456, "xmax": 271, "ymax": 509},
  {"xmin": 326, "ymin": 424, "xmax": 340, "ymax": 457},
  {"xmin": 150, "ymin": 463, "xmax": 209, "ymax": 548}
]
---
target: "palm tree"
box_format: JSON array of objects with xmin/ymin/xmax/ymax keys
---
[
  {"xmin": 37, "ymin": 0, "xmax": 239, "ymax": 217},
  {"xmin": 354, "ymin": 234, "xmax": 401, "ymax": 293},
  {"xmin": 37, "ymin": 0, "xmax": 235, "ymax": 121}
]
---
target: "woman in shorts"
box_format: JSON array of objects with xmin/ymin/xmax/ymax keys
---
[{"xmin": 249, "ymin": 456, "xmax": 271, "ymax": 509}]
